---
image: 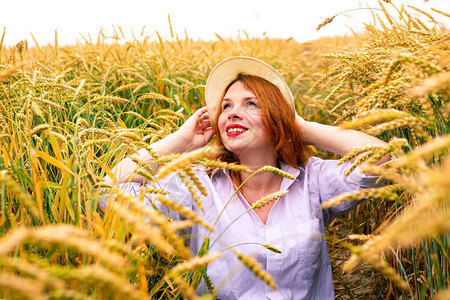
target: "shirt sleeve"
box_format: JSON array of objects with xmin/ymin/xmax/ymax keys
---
[
  {"xmin": 306, "ymin": 157, "xmax": 380, "ymax": 225},
  {"xmin": 98, "ymin": 171, "xmax": 200, "ymax": 222}
]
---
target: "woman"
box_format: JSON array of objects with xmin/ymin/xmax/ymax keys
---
[{"xmin": 103, "ymin": 57, "xmax": 389, "ymax": 299}]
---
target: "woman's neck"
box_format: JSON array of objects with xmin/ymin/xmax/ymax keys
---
[{"xmin": 237, "ymin": 154, "xmax": 281, "ymax": 191}]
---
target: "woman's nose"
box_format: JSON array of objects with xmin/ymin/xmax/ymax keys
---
[{"xmin": 228, "ymin": 109, "xmax": 243, "ymax": 120}]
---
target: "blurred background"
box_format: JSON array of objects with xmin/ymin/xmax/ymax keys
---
[{"xmin": 1, "ymin": 0, "xmax": 449, "ymax": 46}]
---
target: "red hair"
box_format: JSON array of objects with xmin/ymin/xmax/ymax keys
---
[{"xmin": 212, "ymin": 73, "xmax": 309, "ymax": 168}]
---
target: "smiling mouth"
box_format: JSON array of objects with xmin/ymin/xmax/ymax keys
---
[
  {"xmin": 226, "ymin": 124, "xmax": 248, "ymax": 136},
  {"xmin": 227, "ymin": 127, "xmax": 246, "ymax": 133}
]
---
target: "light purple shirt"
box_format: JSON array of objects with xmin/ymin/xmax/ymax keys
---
[{"xmin": 115, "ymin": 157, "xmax": 378, "ymax": 299}]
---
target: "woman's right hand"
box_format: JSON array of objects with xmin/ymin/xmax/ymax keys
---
[{"xmin": 172, "ymin": 107, "xmax": 215, "ymax": 152}]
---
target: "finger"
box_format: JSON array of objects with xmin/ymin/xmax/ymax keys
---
[
  {"xmin": 198, "ymin": 112, "xmax": 211, "ymax": 125},
  {"xmin": 200, "ymin": 119, "xmax": 212, "ymax": 130},
  {"xmin": 203, "ymin": 127, "xmax": 215, "ymax": 140},
  {"xmin": 195, "ymin": 107, "xmax": 208, "ymax": 116}
]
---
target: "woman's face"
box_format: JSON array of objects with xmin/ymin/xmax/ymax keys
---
[{"xmin": 217, "ymin": 81, "xmax": 273, "ymax": 156}]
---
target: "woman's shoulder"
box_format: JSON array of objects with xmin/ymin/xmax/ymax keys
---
[{"xmin": 302, "ymin": 156, "xmax": 330, "ymax": 171}]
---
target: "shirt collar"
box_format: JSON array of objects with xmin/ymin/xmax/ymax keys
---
[{"xmin": 210, "ymin": 161, "xmax": 303, "ymax": 183}]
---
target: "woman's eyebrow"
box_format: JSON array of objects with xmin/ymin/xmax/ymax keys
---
[
  {"xmin": 243, "ymin": 97, "xmax": 258, "ymax": 101},
  {"xmin": 222, "ymin": 96, "xmax": 257, "ymax": 102}
]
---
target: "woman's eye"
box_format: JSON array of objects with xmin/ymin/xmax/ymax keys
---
[
  {"xmin": 247, "ymin": 101, "xmax": 257, "ymax": 108},
  {"xmin": 223, "ymin": 103, "xmax": 231, "ymax": 110}
]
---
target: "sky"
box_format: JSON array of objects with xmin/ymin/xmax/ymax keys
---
[{"xmin": 1, "ymin": 0, "xmax": 449, "ymax": 47}]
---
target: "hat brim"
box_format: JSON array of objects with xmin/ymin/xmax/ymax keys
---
[{"xmin": 205, "ymin": 56, "xmax": 294, "ymax": 122}]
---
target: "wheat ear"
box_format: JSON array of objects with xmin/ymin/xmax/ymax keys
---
[
  {"xmin": 55, "ymin": 265, "xmax": 142, "ymax": 300},
  {"xmin": 251, "ymin": 190, "xmax": 289, "ymax": 210},
  {"xmin": 156, "ymin": 146, "xmax": 219, "ymax": 179},
  {"xmin": 170, "ymin": 252, "xmax": 222, "ymax": 276},
  {"xmin": 110, "ymin": 201, "xmax": 175, "ymax": 256},
  {"xmin": 256, "ymin": 166, "xmax": 295, "ymax": 180},
  {"xmin": 156, "ymin": 195, "xmax": 213, "ymax": 231},
  {"xmin": 322, "ymin": 185, "xmax": 402, "ymax": 209},
  {"xmin": 263, "ymin": 244, "xmax": 282, "ymax": 254},
  {"xmin": 0, "ymin": 273, "xmax": 45, "ymax": 300},
  {"xmin": 234, "ymin": 251, "xmax": 276, "ymax": 290}
]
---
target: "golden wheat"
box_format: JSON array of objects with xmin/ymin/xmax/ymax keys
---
[
  {"xmin": 156, "ymin": 195, "xmax": 213, "ymax": 231},
  {"xmin": 234, "ymin": 251, "xmax": 276, "ymax": 290},
  {"xmin": 251, "ymin": 190, "xmax": 289, "ymax": 210}
]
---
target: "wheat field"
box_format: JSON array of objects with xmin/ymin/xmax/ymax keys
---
[{"xmin": 0, "ymin": 3, "xmax": 449, "ymax": 299}]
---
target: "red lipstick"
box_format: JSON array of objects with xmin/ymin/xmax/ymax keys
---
[{"xmin": 225, "ymin": 124, "xmax": 248, "ymax": 137}]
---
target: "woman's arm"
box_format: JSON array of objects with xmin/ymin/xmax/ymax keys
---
[
  {"xmin": 103, "ymin": 107, "xmax": 214, "ymax": 185},
  {"xmin": 296, "ymin": 115, "xmax": 391, "ymax": 171}
]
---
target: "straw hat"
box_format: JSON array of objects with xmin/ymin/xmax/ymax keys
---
[{"xmin": 205, "ymin": 56, "xmax": 295, "ymax": 122}]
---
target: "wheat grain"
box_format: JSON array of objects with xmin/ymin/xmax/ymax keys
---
[
  {"xmin": 0, "ymin": 62, "xmax": 26, "ymax": 82},
  {"xmin": 37, "ymin": 97, "xmax": 66, "ymax": 110},
  {"xmin": 183, "ymin": 166, "xmax": 207, "ymax": 196},
  {"xmin": 256, "ymin": 166, "xmax": 295, "ymax": 180},
  {"xmin": 408, "ymin": 5, "xmax": 435, "ymax": 21},
  {"xmin": 111, "ymin": 188, "xmax": 191, "ymax": 258},
  {"xmin": 89, "ymin": 95, "xmax": 130, "ymax": 104},
  {"xmin": 170, "ymin": 252, "xmax": 221, "ymax": 275},
  {"xmin": 76, "ymin": 117, "xmax": 90, "ymax": 128},
  {"xmin": 1, "ymin": 257, "xmax": 66, "ymax": 290},
  {"xmin": 251, "ymin": 190, "xmax": 288, "ymax": 210},
  {"xmin": 263, "ymin": 244, "xmax": 282, "ymax": 254},
  {"xmin": 316, "ymin": 15, "xmax": 337, "ymax": 31},
  {"xmin": 143, "ymin": 187, "xmax": 169, "ymax": 195},
  {"xmin": 203, "ymin": 272, "xmax": 216, "ymax": 296},
  {"xmin": 0, "ymin": 273, "xmax": 45, "ymax": 300},
  {"xmin": 79, "ymin": 128, "xmax": 114, "ymax": 138},
  {"xmin": 347, "ymin": 234, "xmax": 373, "ymax": 241},
  {"xmin": 199, "ymin": 159, "xmax": 251, "ymax": 173},
  {"xmin": 436, "ymin": 288, "xmax": 450, "ymax": 300},
  {"xmin": 29, "ymin": 225, "xmax": 125, "ymax": 268},
  {"xmin": 29, "ymin": 124, "xmax": 50, "ymax": 136},
  {"xmin": 110, "ymin": 201, "xmax": 174, "ymax": 255},
  {"xmin": 156, "ymin": 195, "xmax": 213, "ymax": 231},
  {"xmin": 56, "ymin": 265, "xmax": 142, "ymax": 300},
  {"xmin": 112, "ymin": 82, "xmax": 141, "ymax": 93},
  {"xmin": 430, "ymin": 8, "xmax": 450, "ymax": 18},
  {"xmin": 166, "ymin": 219, "xmax": 194, "ymax": 233},
  {"xmin": 393, "ymin": 135, "xmax": 450, "ymax": 168},
  {"xmin": 366, "ymin": 117, "xmax": 432, "ymax": 135},
  {"xmin": 338, "ymin": 145, "xmax": 382, "ymax": 165},
  {"xmin": 171, "ymin": 276, "xmax": 205, "ymax": 300},
  {"xmin": 154, "ymin": 108, "xmax": 186, "ymax": 122},
  {"xmin": 0, "ymin": 170, "xmax": 40, "ymax": 218},
  {"xmin": 138, "ymin": 92, "xmax": 174, "ymax": 103},
  {"xmin": 234, "ymin": 251, "xmax": 276, "ymax": 290},
  {"xmin": 322, "ymin": 185, "xmax": 402, "ymax": 209},
  {"xmin": 83, "ymin": 138, "xmax": 111, "ymax": 147},
  {"xmin": 48, "ymin": 130, "xmax": 67, "ymax": 142},
  {"xmin": 343, "ymin": 244, "xmax": 410, "ymax": 290},
  {"xmin": 156, "ymin": 146, "xmax": 220, "ymax": 179},
  {"xmin": 344, "ymin": 150, "xmax": 376, "ymax": 176},
  {"xmin": 339, "ymin": 109, "xmax": 408, "ymax": 129},
  {"xmin": 378, "ymin": 0, "xmax": 396, "ymax": 28},
  {"xmin": 0, "ymin": 227, "xmax": 29, "ymax": 256},
  {"xmin": 409, "ymin": 72, "xmax": 450, "ymax": 97},
  {"xmin": 118, "ymin": 131, "xmax": 142, "ymax": 141}
]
